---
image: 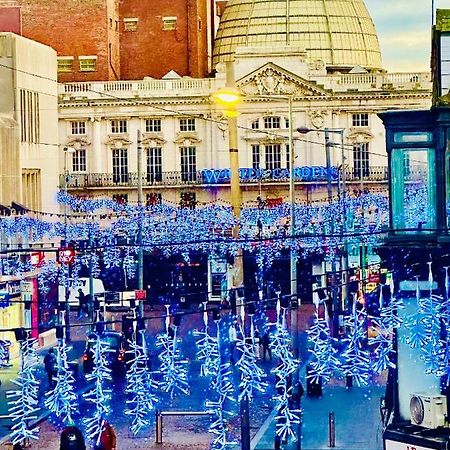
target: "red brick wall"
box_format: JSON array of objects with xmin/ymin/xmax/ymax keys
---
[
  {"xmin": 0, "ymin": 7, "xmax": 21, "ymax": 34},
  {"xmin": 119, "ymin": 0, "xmax": 209, "ymax": 80},
  {"xmin": 0, "ymin": 0, "xmax": 117, "ymax": 81}
]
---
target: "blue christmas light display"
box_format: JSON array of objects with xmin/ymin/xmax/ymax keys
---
[
  {"xmin": 341, "ymin": 305, "xmax": 371, "ymax": 386},
  {"xmin": 235, "ymin": 305, "xmax": 267, "ymax": 401},
  {"xmin": 155, "ymin": 306, "xmax": 189, "ymax": 399},
  {"xmin": 270, "ymin": 299, "xmax": 301, "ymax": 442},
  {"xmin": 125, "ymin": 324, "xmax": 158, "ymax": 435},
  {"xmin": 206, "ymin": 321, "xmax": 237, "ymax": 450},
  {"xmin": 194, "ymin": 303, "xmax": 220, "ymax": 378},
  {"xmin": 369, "ymin": 286, "xmax": 395, "ymax": 374},
  {"xmin": 307, "ymin": 313, "xmax": 341, "ymax": 385},
  {"xmin": 7, "ymin": 335, "xmax": 40, "ymax": 446},
  {"xmin": 83, "ymin": 328, "xmax": 112, "ymax": 442},
  {"xmin": 45, "ymin": 316, "xmax": 78, "ymax": 425}
]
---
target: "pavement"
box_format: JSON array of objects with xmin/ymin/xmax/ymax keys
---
[{"xmin": 0, "ymin": 305, "xmax": 387, "ymax": 450}]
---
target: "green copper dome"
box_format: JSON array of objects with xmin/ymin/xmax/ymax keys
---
[{"xmin": 213, "ymin": 0, "xmax": 382, "ymax": 71}]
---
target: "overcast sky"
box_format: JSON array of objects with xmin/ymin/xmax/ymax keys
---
[{"xmin": 365, "ymin": 0, "xmax": 440, "ymax": 72}]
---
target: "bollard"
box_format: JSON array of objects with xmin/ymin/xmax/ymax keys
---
[
  {"xmin": 328, "ymin": 412, "xmax": 336, "ymax": 447},
  {"xmin": 155, "ymin": 410, "xmax": 163, "ymax": 444}
]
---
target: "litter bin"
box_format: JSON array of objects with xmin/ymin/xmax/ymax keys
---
[{"xmin": 306, "ymin": 365, "xmax": 322, "ymax": 397}]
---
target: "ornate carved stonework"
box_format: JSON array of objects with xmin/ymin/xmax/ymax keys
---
[
  {"xmin": 308, "ymin": 59, "xmax": 326, "ymax": 71},
  {"xmin": 104, "ymin": 135, "xmax": 132, "ymax": 147},
  {"xmin": 238, "ymin": 62, "xmax": 329, "ymax": 98},
  {"xmin": 142, "ymin": 133, "xmax": 166, "ymax": 146},
  {"xmin": 173, "ymin": 132, "xmax": 202, "ymax": 145},
  {"xmin": 65, "ymin": 137, "xmax": 91, "ymax": 148},
  {"xmin": 347, "ymin": 129, "xmax": 374, "ymax": 144},
  {"xmin": 309, "ymin": 110, "xmax": 327, "ymax": 129}
]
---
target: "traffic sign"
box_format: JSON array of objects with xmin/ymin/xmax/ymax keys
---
[{"xmin": 20, "ymin": 281, "xmax": 33, "ymax": 294}]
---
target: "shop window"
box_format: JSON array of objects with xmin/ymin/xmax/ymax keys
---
[
  {"xmin": 112, "ymin": 194, "xmax": 128, "ymax": 204},
  {"xmin": 180, "ymin": 192, "xmax": 196, "ymax": 209},
  {"xmin": 146, "ymin": 193, "xmax": 162, "ymax": 206}
]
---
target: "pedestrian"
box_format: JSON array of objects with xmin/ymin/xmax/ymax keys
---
[
  {"xmin": 261, "ymin": 330, "xmax": 272, "ymax": 361},
  {"xmin": 13, "ymin": 443, "xmax": 24, "ymax": 450},
  {"xmin": 94, "ymin": 419, "xmax": 117, "ymax": 450},
  {"xmin": 76, "ymin": 289, "xmax": 87, "ymax": 319},
  {"xmin": 60, "ymin": 425, "xmax": 86, "ymax": 450},
  {"xmin": 228, "ymin": 321, "xmax": 238, "ymax": 364},
  {"xmin": 44, "ymin": 348, "xmax": 56, "ymax": 387}
]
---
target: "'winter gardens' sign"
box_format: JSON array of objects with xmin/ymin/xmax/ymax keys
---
[{"xmin": 201, "ymin": 166, "xmax": 339, "ymax": 184}]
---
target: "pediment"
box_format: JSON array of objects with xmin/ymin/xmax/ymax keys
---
[
  {"xmin": 173, "ymin": 131, "xmax": 202, "ymax": 145},
  {"xmin": 105, "ymin": 135, "xmax": 133, "ymax": 147},
  {"xmin": 142, "ymin": 133, "xmax": 167, "ymax": 146},
  {"xmin": 65, "ymin": 136, "xmax": 91, "ymax": 148},
  {"xmin": 347, "ymin": 129, "xmax": 374, "ymax": 143},
  {"xmin": 236, "ymin": 62, "xmax": 329, "ymax": 98}
]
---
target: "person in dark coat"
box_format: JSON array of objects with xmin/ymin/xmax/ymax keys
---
[
  {"xmin": 261, "ymin": 330, "xmax": 272, "ymax": 361},
  {"xmin": 44, "ymin": 348, "xmax": 56, "ymax": 387},
  {"xmin": 60, "ymin": 425, "xmax": 86, "ymax": 450},
  {"xmin": 76, "ymin": 289, "xmax": 87, "ymax": 319}
]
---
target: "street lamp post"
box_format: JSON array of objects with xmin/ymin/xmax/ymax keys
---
[
  {"xmin": 137, "ymin": 130, "xmax": 144, "ymax": 319},
  {"xmin": 297, "ymin": 127, "xmax": 346, "ymax": 336},
  {"xmin": 62, "ymin": 146, "xmax": 74, "ymax": 342}
]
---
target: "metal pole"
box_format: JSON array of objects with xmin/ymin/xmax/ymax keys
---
[
  {"xmin": 328, "ymin": 412, "xmax": 336, "ymax": 447},
  {"xmin": 289, "ymin": 96, "xmax": 299, "ymax": 377},
  {"xmin": 155, "ymin": 410, "xmax": 163, "ymax": 444},
  {"xmin": 226, "ymin": 61, "xmax": 244, "ymax": 293},
  {"xmin": 340, "ymin": 130, "xmax": 349, "ymax": 312},
  {"xmin": 89, "ymin": 230, "xmax": 94, "ymax": 329},
  {"xmin": 240, "ymin": 394, "xmax": 251, "ymax": 450},
  {"xmin": 63, "ymin": 148, "xmax": 71, "ymax": 343},
  {"xmin": 137, "ymin": 130, "xmax": 144, "ymax": 318},
  {"xmin": 324, "ymin": 130, "xmax": 338, "ymax": 337}
]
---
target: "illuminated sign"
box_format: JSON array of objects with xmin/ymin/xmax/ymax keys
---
[{"xmin": 201, "ymin": 166, "xmax": 339, "ymax": 184}]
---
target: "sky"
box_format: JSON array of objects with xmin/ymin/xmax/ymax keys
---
[{"xmin": 365, "ymin": 0, "xmax": 443, "ymax": 72}]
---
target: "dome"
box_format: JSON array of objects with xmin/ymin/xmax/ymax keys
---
[{"xmin": 213, "ymin": 0, "xmax": 382, "ymax": 71}]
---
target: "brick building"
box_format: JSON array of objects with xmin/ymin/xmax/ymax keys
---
[{"xmin": 0, "ymin": 0, "xmax": 212, "ymax": 81}]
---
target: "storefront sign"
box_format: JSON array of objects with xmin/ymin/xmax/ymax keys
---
[
  {"xmin": 201, "ymin": 166, "xmax": 339, "ymax": 184},
  {"xmin": 0, "ymin": 291, "xmax": 10, "ymax": 308}
]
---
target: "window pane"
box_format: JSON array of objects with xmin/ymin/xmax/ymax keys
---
[
  {"xmin": 112, "ymin": 148, "xmax": 128, "ymax": 183},
  {"xmin": 393, "ymin": 132, "xmax": 433, "ymax": 144},
  {"xmin": 180, "ymin": 147, "xmax": 197, "ymax": 181},
  {"xmin": 147, "ymin": 147, "xmax": 162, "ymax": 182},
  {"xmin": 391, "ymin": 148, "xmax": 436, "ymax": 231}
]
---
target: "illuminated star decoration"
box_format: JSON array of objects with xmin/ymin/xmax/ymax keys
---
[
  {"xmin": 45, "ymin": 315, "xmax": 79, "ymax": 425},
  {"xmin": 83, "ymin": 326, "xmax": 112, "ymax": 442},
  {"xmin": 7, "ymin": 334, "xmax": 40, "ymax": 446},
  {"xmin": 341, "ymin": 304, "xmax": 371, "ymax": 386},
  {"xmin": 194, "ymin": 302, "xmax": 220, "ymax": 378},
  {"xmin": 235, "ymin": 304, "xmax": 267, "ymax": 401},
  {"xmin": 155, "ymin": 306, "xmax": 190, "ymax": 399},
  {"xmin": 125, "ymin": 320, "xmax": 158, "ymax": 435},
  {"xmin": 206, "ymin": 319, "xmax": 237, "ymax": 450},
  {"xmin": 307, "ymin": 313, "xmax": 341, "ymax": 385},
  {"xmin": 270, "ymin": 298, "xmax": 301, "ymax": 443}
]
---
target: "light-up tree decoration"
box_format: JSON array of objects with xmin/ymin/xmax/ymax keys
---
[
  {"xmin": 83, "ymin": 328, "xmax": 112, "ymax": 442},
  {"xmin": 206, "ymin": 319, "xmax": 237, "ymax": 450},
  {"xmin": 341, "ymin": 305, "xmax": 371, "ymax": 386},
  {"xmin": 235, "ymin": 305, "xmax": 267, "ymax": 401},
  {"xmin": 7, "ymin": 332, "xmax": 40, "ymax": 446},
  {"xmin": 45, "ymin": 316, "xmax": 78, "ymax": 425},
  {"xmin": 155, "ymin": 306, "xmax": 189, "ymax": 399},
  {"xmin": 270, "ymin": 299, "xmax": 301, "ymax": 442},
  {"xmin": 125, "ymin": 323, "xmax": 158, "ymax": 435},
  {"xmin": 307, "ymin": 313, "xmax": 341, "ymax": 385},
  {"xmin": 194, "ymin": 302, "xmax": 220, "ymax": 378}
]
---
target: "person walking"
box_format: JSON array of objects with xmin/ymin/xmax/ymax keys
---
[
  {"xmin": 261, "ymin": 330, "xmax": 272, "ymax": 361},
  {"xmin": 76, "ymin": 289, "xmax": 87, "ymax": 319},
  {"xmin": 44, "ymin": 348, "xmax": 56, "ymax": 387},
  {"xmin": 94, "ymin": 419, "xmax": 117, "ymax": 450}
]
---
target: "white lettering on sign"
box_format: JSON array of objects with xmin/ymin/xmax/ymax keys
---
[
  {"xmin": 20, "ymin": 281, "xmax": 33, "ymax": 294},
  {"xmin": 385, "ymin": 439, "xmax": 435, "ymax": 450}
]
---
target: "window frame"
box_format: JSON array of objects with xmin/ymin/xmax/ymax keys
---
[
  {"xmin": 179, "ymin": 118, "xmax": 196, "ymax": 132},
  {"xmin": 70, "ymin": 121, "xmax": 86, "ymax": 135},
  {"xmin": 112, "ymin": 148, "xmax": 129, "ymax": 183},
  {"xmin": 180, "ymin": 146, "xmax": 197, "ymax": 182},
  {"xmin": 146, "ymin": 147, "xmax": 163, "ymax": 182},
  {"xmin": 79, "ymin": 56, "xmax": 97, "ymax": 72},
  {"xmin": 352, "ymin": 113, "xmax": 369, "ymax": 127},
  {"xmin": 111, "ymin": 119, "xmax": 128, "ymax": 134},
  {"xmin": 145, "ymin": 118, "xmax": 162, "ymax": 133},
  {"xmin": 72, "ymin": 148, "xmax": 87, "ymax": 172}
]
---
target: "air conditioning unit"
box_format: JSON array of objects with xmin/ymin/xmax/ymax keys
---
[{"xmin": 410, "ymin": 393, "xmax": 447, "ymax": 429}]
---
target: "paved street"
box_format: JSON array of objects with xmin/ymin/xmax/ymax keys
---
[{"xmin": 0, "ymin": 305, "xmax": 386, "ymax": 449}]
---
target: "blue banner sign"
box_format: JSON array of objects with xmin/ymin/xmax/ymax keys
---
[{"xmin": 201, "ymin": 166, "xmax": 339, "ymax": 184}]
